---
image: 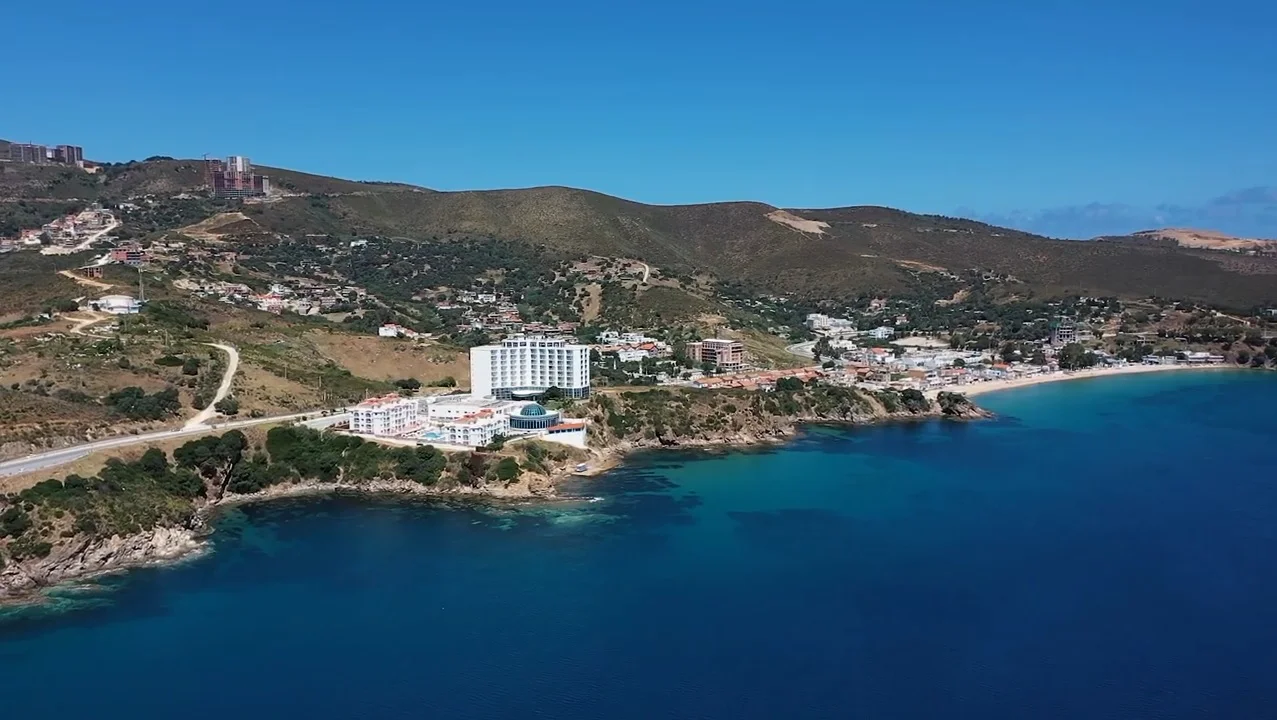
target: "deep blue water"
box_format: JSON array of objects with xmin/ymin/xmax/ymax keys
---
[{"xmin": 3, "ymin": 370, "xmax": 1277, "ymax": 719}]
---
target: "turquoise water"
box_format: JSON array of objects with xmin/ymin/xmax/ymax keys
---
[{"xmin": 2, "ymin": 370, "xmax": 1276, "ymax": 718}]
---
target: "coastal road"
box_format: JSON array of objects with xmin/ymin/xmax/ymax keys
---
[
  {"xmin": 184, "ymin": 343, "xmax": 241, "ymax": 430},
  {"xmin": 0, "ymin": 411, "xmax": 350, "ymax": 480}
]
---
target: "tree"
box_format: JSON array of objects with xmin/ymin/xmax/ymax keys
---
[
  {"xmin": 138, "ymin": 448, "xmax": 169, "ymax": 478},
  {"xmin": 542, "ymin": 386, "xmax": 562, "ymax": 402},
  {"xmin": 952, "ymin": 358, "xmax": 966, "ymax": 368},
  {"xmin": 214, "ymin": 397, "xmax": 240, "ymax": 416},
  {"xmin": 1057, "ymin": 343, "xmax": 1096, "ymax": 370},
  {"xmin": 775, "ymin": 377, "xmax": 803, "ymax": 392},
  {"xmin": 181, "ymin": 357, "xmax": 201, "ymax": 375}
]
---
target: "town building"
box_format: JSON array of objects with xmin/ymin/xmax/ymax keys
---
[
  {"xmin": 109, "ymin": 244, "xmax": 148, "ymax": 266},
  {"xmin": 1049, "ymin": 318, "xmax": 1077, "ymax": 347},
  {"xmin": 206, "ymin": 156, "xmax": 271, "ymax": 198},
  {"xmin": 687, "ymin": 338, "xmax": 744, "ymax": 371},
  {"xmin": 868, "ymin": 326, "xmax": 895, "ymax": 340},
  {"xmin": 806, "ymin": 313, "xmax": 856, "ymax": 332},
  {"xmin": 351, "ymin": 394, "xmax": 421, "ymax": 436},
  {"xmin": 470, "ymin": 335, "xmax": 591, "ymax": 400}
]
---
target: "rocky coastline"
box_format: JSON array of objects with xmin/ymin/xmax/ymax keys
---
[{"xmin": 0, "ymin": 388, "xmax": 989, "ymax": 606}]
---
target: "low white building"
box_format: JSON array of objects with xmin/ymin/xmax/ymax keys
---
[
  {"xmin": 617, "ymin": 348, "xmax": 650, "ymax": 363},
  {"xmin": 92, "ymin": 294, "xmax": 142, "ymax": 315},
  {"xmin": 868, "ymin": 326, "xmax": 895, "ymax": 340},
  {"xmin": 351, "ymin": 394, "xmax": 421, "ymax": 436},
  {"xmin": 423, "ymin": 394, "xmax": 525, "ymax": 421}
]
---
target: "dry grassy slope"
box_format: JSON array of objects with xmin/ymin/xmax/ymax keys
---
[{"xmin": 7, "ymin": 158, "xmax": 1274, "ymax": 306}]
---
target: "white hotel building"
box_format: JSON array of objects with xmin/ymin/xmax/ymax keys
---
[
  {"xmin": 350, "ymin": 394, "xmax": 421, "ymax": 436},
  {"xmin": 470, "ymin": 335, "xmax": 591, "ymax": 400}
]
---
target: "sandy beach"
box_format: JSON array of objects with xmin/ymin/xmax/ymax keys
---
[{"xmin": 955, "ymin": 363, "xmax": 1223, "ymax": 398}]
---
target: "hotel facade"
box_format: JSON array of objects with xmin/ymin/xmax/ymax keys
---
[{"xmin": 469, "ymin": 335, "xmax": 591, "ymax": 400}]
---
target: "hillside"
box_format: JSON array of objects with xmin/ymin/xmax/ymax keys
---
[
  {"xmin": 1126, "ymin": 228, "xmax": 1276, "ymax": 252},
  {"xmin": 4, "ymin": 157, "xmax": 1276, "ymax": 307}
]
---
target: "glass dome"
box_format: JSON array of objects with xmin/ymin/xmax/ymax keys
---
[{"xmin": 520, "ymin": 403, "xmax": 548, "ymax": 416}]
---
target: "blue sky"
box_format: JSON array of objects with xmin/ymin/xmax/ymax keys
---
[{"xmin": 6, "ymin": 0, "xmax": 1275, "ymax": 237}]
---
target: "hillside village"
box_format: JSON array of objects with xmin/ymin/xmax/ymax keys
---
[{"xmin": 2, "ymin": 153, "xmax": 1276, "ymax": 460}]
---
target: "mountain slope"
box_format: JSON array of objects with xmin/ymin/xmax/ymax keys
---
[{"xmin": 4, "ymin": 157, "xmax": 1275, "ymax": 307}]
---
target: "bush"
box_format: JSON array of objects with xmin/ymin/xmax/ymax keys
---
[
  {"xmin": 106, "ymin": 386, "xmax": 182, "ymax": 420},
  {"xmin": 182, "ymin": 357, "xmax": 201, "ymax": 375},
  {"xmin": 154, "ymin": 355, "xmax": 183, "ymax": 367},
  {"xmin": 214, "ymin": 397, "xmax": 240, "ymax": 416},
  {"xmin": 900, "ymin": 389, "xmax": 931, "ymax": 413},
  {"xmin": 494, "ymin": 457, "xmax": 521, "ymax": 482}
]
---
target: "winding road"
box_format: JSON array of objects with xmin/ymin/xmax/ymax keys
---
[
  {"xmin": 184, "ymin": 343, "xmax": 240, "ymax": 430},
  {"xmin": 786, "ymin": 341, "xmax": 816, "ymax": 359}
]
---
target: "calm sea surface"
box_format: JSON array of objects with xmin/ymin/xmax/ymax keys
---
[{"xmin": 3, "ymin": 370, "xmax": 1276, "ymax": 719}]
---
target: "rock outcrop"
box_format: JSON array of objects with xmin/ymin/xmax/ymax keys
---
[{"xmin": 1, "ymin": 525, "xmax": 203, "ymax": 597}]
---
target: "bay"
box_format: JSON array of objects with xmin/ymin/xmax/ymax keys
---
[{"xmin": 2, "ymin": 370, "xmax": 1276, "ymax": 719}]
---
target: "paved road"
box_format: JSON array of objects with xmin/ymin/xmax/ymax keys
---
[
  {"xmin": 184, "ymin": 343, "xmax": 240, "ymax": 430},
  {"xmin": 0, "ymin": 410, "xmax": 350, "ymax": 479},
  {"xmin": 786, "ymin": 341, "xmax": 816, "ymax": 358}
]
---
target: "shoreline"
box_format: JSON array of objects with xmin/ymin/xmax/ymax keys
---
[{"xmin": 956, "ymin": 363, "xmax": 1231, "ymax": 398}]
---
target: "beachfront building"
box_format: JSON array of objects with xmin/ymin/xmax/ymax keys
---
[
  {"xmin": 687, "ymin": 338, "xmax": 744, "ymax": 371},
  {"xmin": 469, "ymin": 335, "xmax": 591, "ymax": 400},
  {"xmin": 508, "ymin": 403, "xmax": 563, "ymax": 431},
  {"xmin": 351, "ymin": 394, "xmax": 421, "ymax": 436},
  {"xmin": 438, "ymin": 409, "xmax": 510, "ymax": 447}
]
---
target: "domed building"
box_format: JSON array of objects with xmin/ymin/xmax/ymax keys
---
[{"xmin": 509, "ymin": 403, "xmax": 562, "ymax": 431}]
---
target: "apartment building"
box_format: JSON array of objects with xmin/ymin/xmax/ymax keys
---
[
  {"xmin": 8, "ymin": 143, "xmax": 48, "ymax": 164},
  {"xmin": 687, "ymin": 338, "xmax": 744, "ymax": 371},
  {"xmin": 54, "ymin": 145, "xmax": 84, "ymax": 166},
  {"xmin": 470, "ymin": 335, "xmax": 591, "ymax": 400},
  {"xmin": 350, "ymin": 394, "xmax": 420, "ymax": 436}
]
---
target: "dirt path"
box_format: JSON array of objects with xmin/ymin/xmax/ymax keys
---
[
  {"xmin": 184, "ymin": 343, "xmax": 240, "ymax": 429},
  {"xmin": 64, "ymin": 311, "xmax": 113, "ymax": 335},
  {"xmin": 581, "ymin": 283, "xmax": 602, "ymax": 323},
  {"xmin": 58, "ymin": 269, "xmax": 113, "ymax": 291}
]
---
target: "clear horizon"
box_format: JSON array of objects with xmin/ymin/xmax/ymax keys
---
[{"xmin": 6, "ymin": 0, "xmax": 1275, "ymax": 239}]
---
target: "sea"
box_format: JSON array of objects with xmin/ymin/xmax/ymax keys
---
[{"xmin": 2, "ymin": 369, "xmax": 1276, "ymax": 719}]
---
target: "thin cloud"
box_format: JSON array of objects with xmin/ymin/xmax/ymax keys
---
[{"xmin": 971, "ymin": 187, "xmax": 1277, "ymax": 240}]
